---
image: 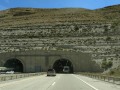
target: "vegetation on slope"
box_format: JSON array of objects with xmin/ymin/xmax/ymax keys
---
[
  {"xmin": 96, "ymin": 4, "xmax": 120, "ymax": 21},
  {"xmin": 0, "ymin": 4, "xmax": 120, "ymax": 27},
  {"xmin": 0, "ymin": 7, "xmax": 107, "ymax": 27},
  {"xmin": 104, "ymin": 65, "xmax": 120, "ymax": 77}
]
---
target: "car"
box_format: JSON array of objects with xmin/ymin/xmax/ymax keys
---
[
  {"xmin": 63, "ymin": 66, "xmax": 70, "ymax": 73},
  {"xmin": 6, "ymin": 71, "xmax": 14, "ymax": 74},
  {"xmin": 47, "ymin": 69, "xmax": 56, "ymax": 76}
]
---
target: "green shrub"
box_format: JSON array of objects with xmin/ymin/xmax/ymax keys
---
[
  {"xmin": 109, "ymin": 70, "xmax": 115, "ymax": 75},
  {"xmin": 101, "ymin": 59, "xmax": 113, "ymax": 70}
]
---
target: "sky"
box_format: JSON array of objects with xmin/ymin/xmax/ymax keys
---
[{"xmin": 0, "ymin": 0, "xmax": 120, "ymax": 10}]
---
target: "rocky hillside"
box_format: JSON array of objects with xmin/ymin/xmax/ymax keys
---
[
  {"xmin": 0, "ymin": 5, "xmax": 120, "ymax": 70},
  {"xmin": 0, "ymin": 7, "xmax": 107, "ymax": 26}
]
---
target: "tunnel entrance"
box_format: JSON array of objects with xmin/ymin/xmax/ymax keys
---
[
  {"xmin": 53, "ymin": 59, "xmax": 73, "ymax": 73},
  {"xmin": 4, "ymin": 58, "xmax": 23, "ymax": 72}
]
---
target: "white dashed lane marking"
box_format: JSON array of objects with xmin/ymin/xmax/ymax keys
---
[{"xmin": 52, "ymin": 82, "xmax": 56, "ymax": 86}]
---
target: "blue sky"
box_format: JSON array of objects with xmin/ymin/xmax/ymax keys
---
[{"xmin": 0, "ymin": 0, "xmax": 120, "ymax": 10}]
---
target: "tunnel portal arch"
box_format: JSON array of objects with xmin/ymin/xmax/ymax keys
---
[
  {"xmin": 53, "ymin": 58, "xmax": 73, "ymax": 73},
  {"xmin": 4, "ymin": 58, "xmax": 24, "ymax": 72}
]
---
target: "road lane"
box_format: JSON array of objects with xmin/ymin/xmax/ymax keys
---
[
  {"xmin": 73, "ymin": 74, "xmax": 120, "ymax": 90},
  {"xmin": 0, "ymin": 74, "xmax": 60, "ymax": 90},
  {"xmin": 0, "ymin": 74, "xmax": 120, "ymax": 90},
  {"xmin": 48, "ymin": 74, "xmax": 94, "ymax": 90}
]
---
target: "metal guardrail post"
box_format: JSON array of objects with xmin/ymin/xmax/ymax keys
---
[
  {"xmin": 11, "ymin": 76, "xmax": 13, "ymax": 80},
  {"xmin": 3, "ymin": 77, "xmax": 6, "ymax": 81},
  {"xmin": 15, "ymin": 75, "xmax": 17, "ymax": 79},
  {"xmin": 113, "ymin": 77, "xmax": 115, "ymax": 84}
]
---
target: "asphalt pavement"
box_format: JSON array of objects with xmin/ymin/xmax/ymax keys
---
[{"xmin": 0, "ymin": 74, "xmax": 120, "ymax": 90}]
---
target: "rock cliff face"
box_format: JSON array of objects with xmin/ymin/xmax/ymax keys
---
[
  {"xmin": 0, "ymin": 5, "xmax": 120, "ymax": 69},
  {"xmin": 0, "ymin": 23, "xmax": 114, "ymax": 52}
]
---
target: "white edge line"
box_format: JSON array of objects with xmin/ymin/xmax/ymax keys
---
[{"xmin": 73, "ymin": 75, "xmax": 99, "ymax": 90}]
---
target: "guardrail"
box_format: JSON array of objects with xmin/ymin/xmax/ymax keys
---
[
  {"xmin": 77, "ymin": 73, "xmax": 120, "ymax": 85},
  {"xmin": 0, "ymin": 72, "xmax": 46, "ymax": 81}
]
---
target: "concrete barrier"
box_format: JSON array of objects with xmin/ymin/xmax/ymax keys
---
[{"xmin": 0, "ymin": 72, "xmax": 46, "ymax": 81}]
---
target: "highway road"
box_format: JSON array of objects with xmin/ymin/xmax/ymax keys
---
[{"xmin": 0, "ymin": 74, "xmax": 120, "ymax": 90}]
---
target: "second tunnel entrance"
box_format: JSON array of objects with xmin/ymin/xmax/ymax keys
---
[{"xmin": 53, "ymin": 59, "xmax": 73, "ymax": 73}]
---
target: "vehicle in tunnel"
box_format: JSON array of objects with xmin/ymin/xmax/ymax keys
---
[
  {"xmin": 0, "ymin": 67, "xmax": 14, "ymax": 74},
  {"xmin": 53, "ymin": 59, "xmax": 73, "ymax": 73},
  {"xmin": 6, "ymin": 70, "xmax": 14, "ymax": 74},
  {"xmin": 63, "ymin": 66, "xmax": 70, "ymax": 73},
  {"xmin": 4, "ymin": 58, "xmax": 23, "ymax": 73}
]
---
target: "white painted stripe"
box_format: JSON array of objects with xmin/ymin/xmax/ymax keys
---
[
  {"xmin": 73, "ymin": 75, "xmax": 99, "ymax": 90},
  {"xmin": 52, "ymin": 82, "xmax": 56, "ymax": 86}
]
